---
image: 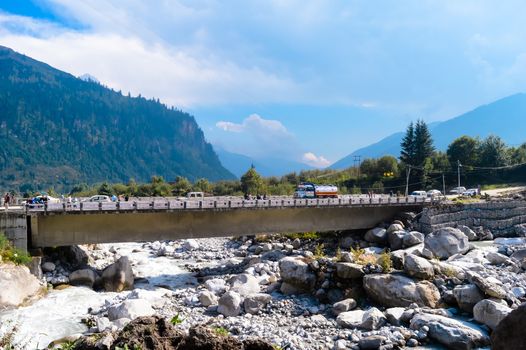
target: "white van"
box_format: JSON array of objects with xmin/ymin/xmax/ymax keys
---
[{"xmin": 410, "ymin": 191, "xmax": 427, "ymax": 197}]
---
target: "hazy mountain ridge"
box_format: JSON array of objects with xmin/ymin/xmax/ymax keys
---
[
  {"xmin": 0, "ymin": 46, "xmax": 234, "ymax": 191},
  {"xmin": 331, "ymin": 94, "xmax": 526, "ymax": 168}
]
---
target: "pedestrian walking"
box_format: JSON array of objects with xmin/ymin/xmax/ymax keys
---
[{"xmin": 4, "ymin": 192, "xmax": 10, "ymax": 209}]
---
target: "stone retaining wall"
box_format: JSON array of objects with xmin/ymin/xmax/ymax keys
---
[
  {"xmin": 0, "ymin": 212, "xmax": 28, "ymax": 250},
  {"xmin": 420, "ymin": 200, "xmax": 526, "ymax": 236}
]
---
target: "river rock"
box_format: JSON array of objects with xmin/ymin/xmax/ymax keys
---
[
  {"xmin": 453, "ymin": 284, "xmax": 484, "ymax": 313},
  {"xmin": 458, "ymin": 225, "xmax": 478, "ymax": 241},
  {"xmin": 182, "ymin": 239, "xmax": 199, "ymax": 251},
  {"xmin": 335, "ymin": 263, "xmax": 364, "ymax": 279},
  {"xmin": 364, "ymin": 227, "xmax": 387, "ymax": 244},
  {"xmin": 107, "ymin": 299, "xmax": 155, "ymax": 321},
  {"xmin": 279, "ymin": 256, "xmax": 316, "ymax": 292},
  {"xmin": 387, "ymin": 223, "xmax": 404, "ymax": 234},
  {"xmin": 491, "ymin": 303, "xmax": 526, "ymax": 350},
  {"xmin": 363, "ymin": 274, "xmax": 440, "ymax": 308},
  {"xmin": 385, "ymin": 307, "xmax": 405, "ymax": 326},
  {"xmin": 55, "ymin": 245, "xmax": 89, "ymax": 269},
  {"xmin": 486, "ymin": 252, "xmax": 510, "ymax": 265},
  {"xmin": 422, "ymin": 227, "xmax": 469, "ymax": 260},
  {"xmin": 470, "ymin": 274, "xmax": 507, "ymax": 299},
  {"xmin": 332, "ymin": 298, "xmax": 357, "ymax": 316},
  {"xmin": 204, "ymin": 278, "xmax": 227, "ymax": 295},
  {"xmin": 69, "ymin": 268, "xmax": 98, "ymax": 288},
  {"xmin": 337, "ymin": 307, "xmax": 386, "ymax": 330},
  {"xmin": 100, "ymin": 256, "xmax": 134, "ymax": 292},
  {"xmin": 0, "ymin": 263, "xmax": 41, "ymax": 308},
  {"xmin": 198, "ymin": 290, "xmax": 218, "ymax": 306},
  {"xmin": 229, "ymin": 273, "xmax": 260, "ymax": 296},
  {"xmin": 243, "ymin": 293, "xmax": 272, "ymax": 314},
  {"xmin": 42, "ymin": 261, "xmax": 56, "ymax": 273},
  {"xmin": 359, "ymin": 336, "xmax": 385, "ymax": 350},
  {"xmin": 217, "ymin": 291, "xmax": 242, "ymax": 317},
  {"xmin": 510, "ymin": 248, "xmax": 526, "ymax": 261},
  {"xmin": 410, "ymin": 313, "xmax": 490, "ymax": 350},
  {"xmin": 403, "ymin": 231, "xmax": 424, "ymax": 248},
  {"xmin": 403, "ymin": 254, "xmax": 434, "ymax": 280},
  {"xmin": 388, "ymin": 230, "xmax": 406, "ymax": 250},
  {"xmin": 473, "ymin": 299, "xmax": 511, "ymax": 330}
]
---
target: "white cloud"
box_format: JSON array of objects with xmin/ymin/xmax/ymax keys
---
[
  {"xmin": 216, "ymin": 114, "xmax": 290, "ymax": 136},
  {"xmin": 302, "ymin": 152, "xmax": 331, "ymax": 168}
]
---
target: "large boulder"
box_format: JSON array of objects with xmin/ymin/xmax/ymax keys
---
[
  {"xmin": 363, "ymin": 274, "xmax": 440, "ymax": 308},
  {"xmin": 217, "ymin": 291, "xmax": 242, "ymax": 317},
  {"xmin": 332, "ymin": 298, "xmax": 357, "ymax": 316},
  {"xmin": 198, "ymin": 290, "xmax": 218, "ymax": 307},
  {"xmin": 458, "ymin": 225, "xmax": 478, "ymax": 241},
  {"xmin": 243, "ymin": 293, "xmax": 272, "ymax": 314},
  {"xmin": 0, "ymin": 264, "xmax": 41, "ymax": 308},
  {"xmin": 107, "ymin": 299, "xmax": 155, "ymax": 321},
  {"xmin": 335, "ymin": 263, "xmax": 364, "ymax": 279},
  {"xmin": 387, "ymin": 223, "xmax": 404, "ymax": 234},
  {"xmin": 364, "ymin": 228, "xmax": 387, "ymax": 244},
  {"xmin": 403, "ymin": 254, "xmax": 434, "ymax": 280},
  {"xmin": 403, "ymin": 231, "xmax": 424, "ymax": 248},
  {"xmin": 387, "ymin": 230, "xmax": 406, "ymax": 251},
  {"xmin": 492, "ymin": 303, "xmax": 526, "ymax": 350},
  {"xmin": 470, "ymin": 274, "xmax": 507, "ymax": 299},
  {"xmin": 422, "ymin": 227, "xmax": 469, "ymax": 260},
  {"xmin": 336, "ymin": 307, "xmax": 386, "ymax": 330},
  {"xmin": 278, "ymin": 257, "xmax": 316, "ymax": 292},
  {"xmin": 54, "ymin": 245, "xmax": 89, "ymax": 269},
  {"xmin": 69, "ymin": 268, "xmax": 98, "ymax": 288},
  {"xmin": 453, "ymin": 284, "xmax": 484, "ymax": 313},
  {"xmin": 100, "ymin": 256, "xmax": 134, "ymax": 292},
  {"xmin": 229, "ymin": 273, "xmax": 260, "ymax": 296},
  {"xmin": 204, "ymin": 278, "xmax": 227, "ymax": 295},
  {"xmin": 473, "ymin": 299, "xmax": 511, "ymax": 331},
  {"xmin": 410, "ymin": 313, "xmax": 490, "ymax": 350}
]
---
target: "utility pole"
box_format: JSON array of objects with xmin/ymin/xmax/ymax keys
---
[
  {"xmin": 405, "ymin": 165, "xmax": 411, "ymax": 196},
  {"xmin": 442, "ymin": 173, "xmax": 446, "ymax": 197},
  {"xmin": 457, "ymin": 160, "xmax": 461, "ymax": 189}
]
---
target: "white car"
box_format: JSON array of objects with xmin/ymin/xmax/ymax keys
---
[
  {"xmin": 427, "ymin": 189, "xmax": 442, "ymax": 198},
  {"xmin": 83, "ymin": 195, "xmax": 111, "ymax": 202},
  {"xmin": 410, "ymin": 191, "xmax": 427, "ymax": 197},
  {"xmin": 450, "ymin": 186, "xmax": 467, "ymax": 194},
  {"xmin": 462, "ymin": 189, "xmax": 479, "ymax": 197}
]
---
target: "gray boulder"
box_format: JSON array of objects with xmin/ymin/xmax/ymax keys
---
[
  {"xmin": 279, "ymin": 257, "xmax": 316, "ymax": 292},
  {"xmin": 204, "ymin": 278, "xmax": 227, "ymax": 295},
  {"xmin": 403, "ymin": 231, "xmax": 424, "ymax": 248},
  {"xmin": 332, "ymin": 298, "xmax": 357, "ymax": 316},
  {"xmin": 403, "ymin": 254, "xmax": 434, "ymax": 280},
  {"xmin": 387, "ymin": 223, "xmax": 404, "ymax": 234},
  {"xmin": 229, "ymin": 273, "xmax": 260, "ymax": 296},
  {"xmin": 69, "ymin": 269, "xmax": 98, "ymax": 288},
  {"xmin": 0, "ymin": 264, "xmax": 41, "ymax": 308},
  {"xmin": 100, "ymin": 256, "xmax": 134, "ymax": 292},
  {"xmin": 473, "ymin": 299, "xmax": 511, "ymax": 330},
  {"xmin": 422, "ymin": 227, "xmax": 469, "ymax": 260},
  {"xmin": 336, "ymin": 307, "xmax": 386, "ymax": 330},
  {"xmin": 335, "ymin": 263, "xmax": 364, "ymax": 279},
  {"xmin": 410, "ymin": 313, "xmax": 490, "ymax": 350},
  {"xmin": 364, "ymin": 228, "xmax": 387, "ymax": 244},
  {"xmin": 55, "ymin": 245, "xmax": 89, "ymax": 269},
  {"xmin": 388, "ymin": 230, "xmax": 406, "ymax": 251},
  {"xmin": 486, "ymin": 252, "xmax": 509, "ymax": 265},
  {"xmin": 107, "ymin": 299, "xmax": 155, "ymax": 321},
  {"xmin": 243, "ymin": 293, "xmax": 272, "ymax": 314},
  {"xmin": 198, "ymin": 290, "xmax": 218, "ymax": 306},
  {"xmin": 453, "ymin": 284, "xmax": 484, "ymax": 313},
  {"xmin": 491, "ymin": 303, "xmax": 526, "ymax": 350},
  {"xmin": 470, "ymin": 274, "xmax": 507, "ymax": 299},
  {"xmin": 217, "ymin": 291, "xmax": 242, "ymax": 317},
  {"xmin": 42, "ymin": 261, "xmax": 56, "ymax": 273},
  {"xmin": 458, "ymin": 225, "xmax": 478, "ymax": 241},
  {"xmin": 385, "ymin": 307, "xmax": 405, "ymax": 326},
  {"xmin": 363, "ymin": 274, "xmax": 441, "ymax": 308}
]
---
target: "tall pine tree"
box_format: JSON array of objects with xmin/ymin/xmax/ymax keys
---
[{"xmin": 400, "ymin": 121, "xmax": 415, "ymax": 165}]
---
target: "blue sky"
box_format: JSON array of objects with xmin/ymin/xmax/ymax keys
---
[{"xmin": 1, "ymin": 1, "xmax": 526, "ymax": 167}]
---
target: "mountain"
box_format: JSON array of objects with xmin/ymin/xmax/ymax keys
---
[
  {"xmin": 215, "ymin": 147, "xmax": 314, "ymax": 178},
  {"xmin": 331, "ymin": 94, "xmax": 526, "ymax": 168},
  {"xmin": 0, "ymin": 46, "xmax": 235, "ymax": 192}
]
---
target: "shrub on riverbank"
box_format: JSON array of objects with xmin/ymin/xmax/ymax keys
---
[{"xmin": 0, "ymin": 233, "xmax": 31, "ymax": 265}]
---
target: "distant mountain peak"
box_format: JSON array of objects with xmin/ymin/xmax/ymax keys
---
[{"xmin": 78, "ymin": 73, "xmax": 100, "ymax": 84}]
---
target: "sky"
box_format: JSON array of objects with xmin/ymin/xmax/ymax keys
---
[{"xmin": 1, "ymin": 1, "xmax": 526, "ymax": 167}]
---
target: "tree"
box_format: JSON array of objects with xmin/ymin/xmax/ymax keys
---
[
  {"xmin": 413, "ymin": 119, "xmax": 435, "ymax": 166},
  {"xmin": 240, "ymin": 166, "xmax": 264, "ymax": 196},
  {"xmin": 478, "ymin": 135, "xmax": 510, "ymax": 167},
  {"xmin": 447, "ymin": 136, "xmax": 480, "ymax": 167},
  {"xmin": 172, "ymin": 176, "xmax": 192, "ymax": 196},
  {"xmin": 98, "ymin": 182, "xmax": 112, "ymax": 196},
  {"xmin": 377, "ymin": 156, "xmax": 399, "ymax": 177},
  {"xmin": 400, "ymin": 121, "xmax": 415, "ymax": 165},
  {"xmin": 509, "ymin": 143, "xmax": 526, "ymax": 164},
  {"xmin": 193, "ymin": 178, "xmax": 213, "ymax": 194}
]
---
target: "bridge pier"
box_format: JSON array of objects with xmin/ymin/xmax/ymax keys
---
[{"xmin": 1, "ymin": 211, "xmax": 28, "ymax": 251}]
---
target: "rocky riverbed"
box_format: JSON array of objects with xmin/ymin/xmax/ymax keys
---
[{"xmin": 2, "ymin": 212, "xmax": 526, "ymax": 349}]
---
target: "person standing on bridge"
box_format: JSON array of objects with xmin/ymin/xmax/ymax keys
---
[{"xmin": 4, "ymin": 192, "xmax": 10, "ymax": 209}]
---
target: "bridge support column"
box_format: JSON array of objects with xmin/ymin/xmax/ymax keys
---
[{"xmin": 0, "ymin": 211, "xmax": 28, "ymax": 251}]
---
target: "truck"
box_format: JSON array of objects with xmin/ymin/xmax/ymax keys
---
[{"xmin": 294, "ymin": 182, "xmax": 339, "ymax": 199}]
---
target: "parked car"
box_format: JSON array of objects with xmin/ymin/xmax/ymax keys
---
[
  {"xmin": 187, "ymin": 192, "xmax": 204, "ymax": 199},
  {"xmin": 410, "ymin": 190, "xmax": 427, "ymax": 197},
  {"xmin": 450, "ymin": 186, "xmax": 467, "ymax": 194},
  {"xmin": 83, "ymin": 195, "xmax": 111, "ymax": 203},
  {"xmin": 462, "ymin": 188, "xmax": 479, "ymax": 197},
  {"xmin": 427, "ymin": 189, "xmax": 442, "ymax": 198}
]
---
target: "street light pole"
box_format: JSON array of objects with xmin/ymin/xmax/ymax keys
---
[
  {"xmin": 405, "ymin": 165, "xmax": 411, "ymax": 196},
  {"xmin": 457, "ymin": 160, "xmax": 461, "ymax": 189}
]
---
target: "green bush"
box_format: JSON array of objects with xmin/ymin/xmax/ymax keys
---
[
  {"xmin": 0, "ymin": 233, "xmax": 32, "ymax": 265},
  {"xmin": 213, "ymin": 327, "xmax": 229, "ymax": 337}
]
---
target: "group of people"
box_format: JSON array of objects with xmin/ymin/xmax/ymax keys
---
[{"xmin": 243, "ymin": 193, "xmax": 268, "ymax": 200}]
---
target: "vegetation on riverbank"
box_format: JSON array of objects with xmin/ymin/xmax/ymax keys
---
[{"xmin": 0, "ymin": 233, "xmax": 31, "ymax": 265}]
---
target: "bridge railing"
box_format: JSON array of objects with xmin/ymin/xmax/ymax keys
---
[{"xmin": 25, "ymin": 195, "xmax": 438, "ymax": 214}]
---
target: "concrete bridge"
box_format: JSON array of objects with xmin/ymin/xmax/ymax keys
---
[{"xmin": 1, "ymin": 196, "xmax": 436, "ymax": 250}]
